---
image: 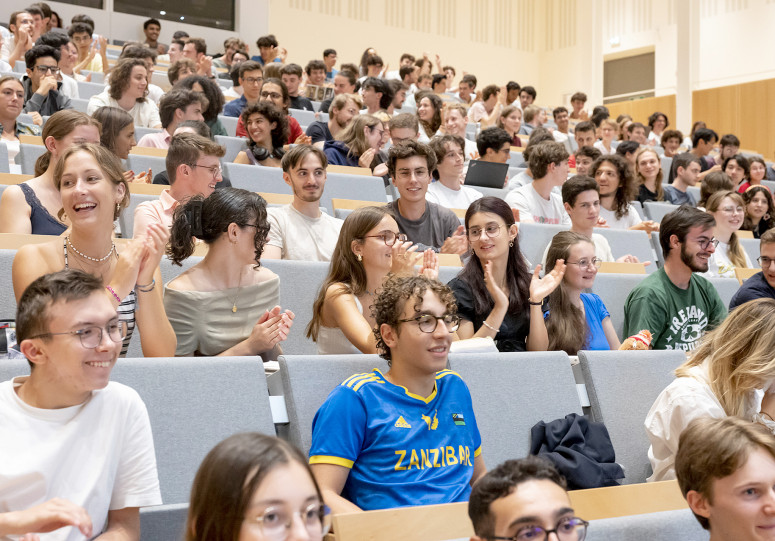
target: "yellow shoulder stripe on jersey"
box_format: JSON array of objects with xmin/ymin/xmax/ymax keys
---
[
  {"xmin": 474, "ymin": 446, "xmax": 482, "ymax": 457},
  {"xmin": 342, "ymin": 372, "xmax": 376, "ymax": 388},
  {"xmin": 436, "ymin": 369, "xmax": 461, "ymax": 380},
  {"xmin": 309, "ymin": 455, "xmax": 355, "ymax": 468},
  {"xmin": 353, "ymin": 376, "xmax": 382, "ymax": 392}
]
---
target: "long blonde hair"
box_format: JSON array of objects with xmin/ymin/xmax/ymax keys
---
[
  {"xmin": 676, "ymin": 298, "xmax": 775, "ymax": 417},
  {"xmin": 634, "ymin": 147, "xmax": 664, "ymax": 201},
  {"xmin": 706, "ymin": 190, "xmax": 749, "ymax": 269}
]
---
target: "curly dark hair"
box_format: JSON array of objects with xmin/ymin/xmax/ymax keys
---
[
  {"xmin": 174, "ymin": 75, "xmax": 225, "ymax": 123},
  {"xmin": 167, "ymin": 188, "xmax": 269, "ymax": 268},
  {"xmin": 108, "ymin": 58, "xmax": 148, "ymax": 102},
  {"xmin": 240, "ymin": 101, "xmax": 289, "ymax": 157},
  {"xmin": 372, "ymin": 274, "xmax": 457, "ymax": 364}
]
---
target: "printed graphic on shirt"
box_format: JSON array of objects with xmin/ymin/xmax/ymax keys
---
[
  {"xmin": 394, "ymin": 416, "xmax": 412, "ymax": 429},
  {"xmin": 453, "ymin": 413, "xmax": 466, "ymax": 426},
  {"xmin": 422, "ymin": 411, "xmax": 438, "ymax": 430},
  {"xmin": 664, "ymin": 304, "xmax": 708, "ymax": 350},
  {"xmin": 394, "ymin": 445, "xmax": 473, "ymax": 471}
]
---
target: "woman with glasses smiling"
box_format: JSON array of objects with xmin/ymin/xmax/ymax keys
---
[
  {"xmin": 166, "ymin": 188, "xmax": 294, "ymax": 358},
  {"xmin": 544, "ymin": 232, "xmax": 620, "ymax": 354},
  {"xmin": 307, "ymin": 206, "xmax": 437, "ymax": 355},
  {"xmin": 187, "ymin": 433, "xmax": 330, "ymax": 541},
  {"xmin": 449, "ymin": 197, "xmax": 566, "ymax": 352},
  {"xmin": 702, "ymin": 190, "xmax": 752, "ymax": 278}
]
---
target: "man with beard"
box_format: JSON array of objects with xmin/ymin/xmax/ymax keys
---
[
  {"xmin": 263, "ymin": 145, "xmax": 343, "ymax": 261},
  {"xmin": 623, "ymin": 206, "xmax": 726, "ymax": 350},
  {"xmin": 306, "ymin": 93, "xmax": 362, "ymax": 146}
]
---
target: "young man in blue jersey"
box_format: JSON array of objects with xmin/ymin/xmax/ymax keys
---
[{"xmin": 309, "ymin": 274, "xmax": 486, "ymax": 513}]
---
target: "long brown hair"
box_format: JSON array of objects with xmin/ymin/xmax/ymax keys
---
[
  {"xmin": 742, "ymin": 185, "xmax": 775, "ymax": 232},
  {"xmin": 186, "ymin": 433, "xmax": 323, "ymax": 541},
  {"xmin": 415, "ymin": 90, "xmax": 442, "ymax": 135},
  {"xmin": 306, "ymin": 206, "xmax": 392, "ymax": 341},
  {"xmin": 676, "ymin": 298, "xmax": 775, "ymax": 417},
  {"xmin": 545, "ymin": 232, "xmax": 592, "ymax": 354},
  {"xmin": 706, "ymin": 190, "xmax": 748, "ymax": 269},
  {"xmin": 590, "ymin": 154, "xmax": 634, "ymax": 220},
  {"xmin": 36, "ymin": 110, "xmax": 102, "ymax": 176}
]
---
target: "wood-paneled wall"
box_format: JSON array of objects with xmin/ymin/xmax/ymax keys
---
[
  {"xmin": 694, "ymin": 78, "xmax": 775, "ymax": 160},
  {"xmin": 605, "ymin": 95, "xmax": 676, "ymax": 133}
]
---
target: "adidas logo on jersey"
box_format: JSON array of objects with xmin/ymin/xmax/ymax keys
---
[{"xmin": 395, "ymin": 416, "xmax": 412, "ymax": 429}]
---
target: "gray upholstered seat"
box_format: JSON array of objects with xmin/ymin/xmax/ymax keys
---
[
  {"xmin": 588, "ymin": 273, "xmax": 647, "ymax": 338},
  {"xmin": 586, "ymin": 508, "xmax": 708, "ymax": 541},
  {"xmin": 18, "ymin": 143, "xmax": 46, "ymax": 175},
  {"xmin": 578, "ymin": 350, "xmax": 686, "ymax": 484},
  {"xmin": 139, "ymin": 503, "xmax": 188, "ymax": 541},
  {"xmin": 643, "ymin": 201, "xmax": 678, "ymax": 223}
]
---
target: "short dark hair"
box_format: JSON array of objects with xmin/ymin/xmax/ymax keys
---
[
  {"xmin": 429, "ymin": 134, "xmax": 465, "ymax": 180},
  {"xmin": 280, "ymin": 63, "xmax": 302, "ymax": 78},
  {"xmin": 575, "ymin": 146, "xmax": 601, "ymax": 162},
  {"xmin": 615, "ymin": 140, "xmax": 640, "ymax": 156},
  {"xmin": 723, "ymin": 154, "xmax": 750, "ymax": 178},
  {"xmin": 70, "ymin": 14, "xmax": 95, "ymax": 32},
  {"xmin": 388, "ymin": 112, "xmax": 419, "ymax": 134},
  {"xmin": 372, "ymin": 274, "xmax": 456, "ymax": 363},
  {"xmin": 323, "ymin": 48, "xmax": 337, "ymax": 57},
  {"xmin": 672, "ymin": 152, "xmax": 701, "ymax": 178},
  {"xmin": 35, "ymin": 31, "xmax": 69, "ymax": 49},
  {"xmin": 520, "ymin": 85, "xmax": 537, "ymax": 99},
  {"xmin": 661, "ymin": 129, "xmax": 683, "ymax": 146},
  {"xmin": 570, "ymin": 91, "xmax": 587, "ymax": 103},
  {"xmin": 399, "ymin": 65, "xmax": 415, "ymax": 80},
  {"xmin": 166, "ymin": 132, "xmax": 225, "ymax": 183},
  {"xmin": 627, "ymin": 122, "xmax": 646, "ymax": 135},
  {"xmin": 29, "ymin": 3, "xmax": 51, "ymax": 18},
  {"xmin": 574, "ymin": 120, "xmax": 595, "ymax": 134},
  {"xmin": 120, "ymin": 43, "xmax": 157, "ymax": 62},
  {"xmin": 174, "ymin": 75, "xmax": 225, "ymax": 122},
  {"xmin": 506, "ymin": 80, "xmax": 521, "ymax": 92},
  {"xmin": 431, "ymin": 73, "xmax": 446, "ymax": 88},
  {"xmin": 461, "ymin": 74, "xmax": 477, "ymax": 88},
  {"xmin": 400, "ymin": 53, "xmax": 415, "ymax": 63},
  {"xmin": 562, "ymin": 174, "xmax": 599, "ymax": 206},
  {"xmin": 25, "ymin": 5, "xmax": 44, "ymax": 19},
  {"xmin": 693, "ymin": 128, "xmax": 718, "ymax": 147},
  {"xmin": 468, "ymin": 457, "xmax": 567, "ymax": 538},
  {"xmin": 647, "ymin": 111, "xmax": 669, "ymax": 129},
  {"xmin": 529, "ymin": 141, "xmax": 569, "ymax": 179},
  {"xmin": 238, "ymin": 60, "xmax": 263, "ymax": 79},
  {"xmin": 67, "ymin": 22, "xmax": 93, "ymax": 38},
  {"xmin": 256, "ymin": 34, "xmax": 278, "ymax": 48},
  {"xmin": 337, "ymin": 69, "xmax": 357, "ymax": 87},
  {"xmin": 24, "ymin": 44, "xmax": 59, "ymax": 70},
  {"xmin": 159, "ymin": 88, "xmax": 207, "ymax": 129},
  {"xmin": 305, "ymin": 59, "xmax": 326, "ymax": 76},
  {"xmin": 362, "ymin": 77, "xmax": 393, "ymax": 110},
  {"xmin": 366, "ymin": 54, "xmax": 383, "ymax": 67},
  {"xmin": 660, "ymin": 205, "xmax": 716, "ymax": 256},
  {"xmin": 720, "ymin": 133, "xmax": 740, "ymax": 148},
  {"xmin": 186, "ymin": 37, "xmax": 207, "ymax": 55},
  {"xmin": 481, "ymin": 84, "xmax": 500, "ymax": 102},
  {"xmin": 387, "ymin": 140, "xmax": 437, "ymax": 182},
  {"xmin": 143, "ymin": 18, "xmax": 161, "ymax": 30},
  {"xmin": 176, "ymin": 120, "xmax": 211, "ymax": 138},
  {"xmin": 281, "ymin": 144, "xmax": 327, "ymax": 172},
  {"xmin": 16, "ymin": 270, "xmax": 104, "ymax": 357},
  {"xmin": 552, "ymin": 106, "xmax": 568, "ymax": 120},
  {"xmin": 476, "ymin": 126, "xmax": 512, "ymax": 157},
  {"xmin": 170, "ymin": 38, "xmax": 186, "ymax": 50},
  {"xmin": 168, "ymin": 59, "xmax": 196, "ymax": 85}
]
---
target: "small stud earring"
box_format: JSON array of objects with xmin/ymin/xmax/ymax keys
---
[{"xmin": 357, "ymin": 254, "xmax": 363, "ymax": 262}]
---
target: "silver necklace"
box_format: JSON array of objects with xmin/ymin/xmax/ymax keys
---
[{"xmin": 66, "ymin": 236, "xmax": 116, "ymax": 263}]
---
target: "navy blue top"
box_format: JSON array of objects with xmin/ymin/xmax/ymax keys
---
[
  {"xmin": 729, "ymin": 271, "xmax": 775, "ymax": 311},
  {"xmin": 19, "ymin": 183, "xmax": 67, "ymax": 236}
]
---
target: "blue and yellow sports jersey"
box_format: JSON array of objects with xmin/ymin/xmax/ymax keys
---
[{"xmin": 309, "ymin": 369, "xmax": 482, "ymax": 510}]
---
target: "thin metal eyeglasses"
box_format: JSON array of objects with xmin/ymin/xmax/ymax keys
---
[
  {"xmin": 398, "ymin": 313, "xmax": 460, "ymax": 333},
  {"xmin": 248, "ymin": 503, "xmax": 331, "ymax": 540},
  {"xmin": 27, "ymin": 321, "xmax": 128, "ymax": 349},
  {"xmin": 243, "ymin": 76, "xmax": 263, "ymax": 85},
  {"xmin": 467, "ymin": 224, "xmax": 503, "ymax": 241},
  {"xmin": 188, "ymin": 163, "xmax": 223, "ymax": 179},
  {"xmin": 489, "ymin": 516, "xmax": 589, "ymax": 541},
  {"xmin": 395, "ymin": 167, "xmax": 429, "ymax": 181},
  {"xmin": 758, "ymin": 256, "xmax": 775, "ymax": 269},
  {"xmin": 565, "ymin": 257, "xmax": 602, "ymax": 270},
  {"xmin": 362, "ymin": 232, "xmax": 407, "ymax": 246}
]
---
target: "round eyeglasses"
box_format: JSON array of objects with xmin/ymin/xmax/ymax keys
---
[
  {"xmin": 248, "ymin": 503, "xmax": 331, "ymax": 541},
  {"xmin": 565, "ymin": 258, "xmax": 602, "ymax": 270},
  {"xmin": 397, "ymin": 313, "xmax": 461, "ymax": 333},
  {"xmin": 28, "ymin": 320, "xmax": 128, "ymax": 349},
  {"xmin": 362, "ymin": 232, "xmax": 408, "ymax": 246}
]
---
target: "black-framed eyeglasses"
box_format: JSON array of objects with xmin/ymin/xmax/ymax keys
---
[
  {"xmin": 398, "ymin": 313, "xmax": 460, "ymax": 333},
  {"xmin": 260, "ymin": 91, "xmax": 283, "ymax": 100},
  {"xmin": 188, "ymin": 163, "xmax": 223, "ymax": 179},
  {"xmin": 362, "ymin": 232, "xmax": 407, "ymax": 246},
  {"xmin": 35, "ymin": 65, "xmax": 60, "ymax": 74},
  {"xmin": 565, "ymin": 257, "xmax": 602, "ymax": 270},
  {"xmin": 28, "ymin": 320, "xmax": 128, "ymax": 349},
  {"xmin": 489, "ymin": 516, "xmax": 589, "ymax": 541},
  {"xmin": 243, "ymin": 76, "xmax": 263, "ymax": 85},
  {"xmin": 697, "ymin": 237, "xmax": 719, "ymax": 251},
  {"xmin": 758, "ymin": 256, "xmax": 775, "ymax": 269},
  {"xmin": 248, "ymin": 502, "xmax": 331, "ymax": 540}
]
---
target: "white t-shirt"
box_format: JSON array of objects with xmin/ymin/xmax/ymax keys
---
[
  {"xmin": 507, "ymin": 170, "xmax": 532, "ymax": 191},
  {"xmin": 266, "ymin": 204, "xmax": 343, "ymax": 261},
  {"xmin": 598, "ymin": 204, "xmax": 642, "ymax": 230},
  {"xmin": 645, "ymin": 361, "xmax": 764, "ymax": 482},
  {"xmin": 505, "ymin": 183, "xmax": 570, "ymax": 225},
  {"xmin": 0, "ymin": 378, "xmax": 162, "ymax": 540},
  {"xmin": 426, "ymin": 181, "xmax": 482, "ymax": 210},
  {"xmin": 58, "ymin": 74, "xmax": 80, "ymax": 100},
  {"xmin": 87, "ymin": 90, "xmax": 161, "ymax": 128},
  {"xmin": 699, "ymin": 239, "xmax": 753, "ymax": 279}
]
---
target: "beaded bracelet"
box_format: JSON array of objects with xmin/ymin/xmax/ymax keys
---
[
  {"xmin": 106, "ymin": 285, "xmax": 121, "ymax": 304},
  {"xmin": 136, "ymin": 279, "xmax": 156, "ymax": 293}
]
